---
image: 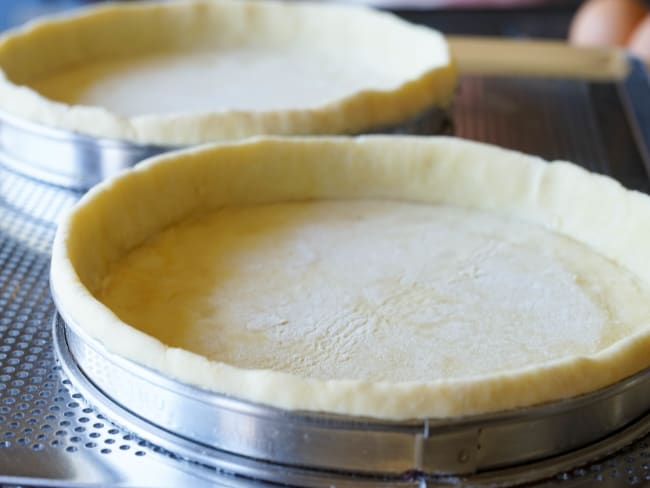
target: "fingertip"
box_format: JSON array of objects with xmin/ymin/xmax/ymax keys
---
[{"xmin": 628, "ymin": 14, "xmax": 650, "ymax": 64}]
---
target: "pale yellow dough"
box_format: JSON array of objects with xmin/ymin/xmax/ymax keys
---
[
  {"xmin": 30, "ymin": 47, "xmax": 409, "ymax": 116},
  {"xmin": 99, "ymin": 201, "xmax": 650, "ymax": 383},
  {"xmin": 51, "ymin": 136, "xmax": 650, "ymax": 419},
  {"xmin": 0, "ymin": 0, "xmax": 455, "ymax": 145}
]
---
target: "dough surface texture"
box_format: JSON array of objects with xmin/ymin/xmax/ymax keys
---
[{"xmin": 99, "ymin": 201, "xmax": 650, "ymax": 384}]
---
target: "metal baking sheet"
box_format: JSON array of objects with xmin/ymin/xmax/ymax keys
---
[{"xmin": 0, "ymin": 40, "xmax": 649, "ymax": 487}]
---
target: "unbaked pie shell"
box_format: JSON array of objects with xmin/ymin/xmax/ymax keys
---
[
  {"xmin": 0, "ymin": 0, "xmax": 455, "ymax": 145},
  {"xmin": 50, "ymin": 136, "xmax": 650, "ymax": 420}
]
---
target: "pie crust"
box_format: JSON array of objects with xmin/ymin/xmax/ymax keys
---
[
  {"xmin": 0, "ymin": 0, "xmax": 456, "ymax": 145},
  {"xmin": 51, "ymin": 136, "xmax": 650, "ymax": 420}
]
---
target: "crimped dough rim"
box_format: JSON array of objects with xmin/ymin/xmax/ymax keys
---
[
  {"xmin": 0, "ymin": 0, "xmax": 456, "ymax": 146},
  {"xmin": 50, "ymin": 136, "xmax": 650, "ymax": 420}
]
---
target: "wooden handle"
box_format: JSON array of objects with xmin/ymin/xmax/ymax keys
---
[{"xmin": 447, "ymin": 36, "xmax": 629, "ymax": 80}]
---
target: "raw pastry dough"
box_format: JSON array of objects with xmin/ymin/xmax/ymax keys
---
[
  {"xmin": 98, "ymin": 201, "xmax": 650, "ymax": 383},
  {"xmin": 51, "ymin": 136, "xmax": 650, "ymax": 419},
  {"xmin": 0, "ymin": 0, "xmax": 455, "ymax": 145},
  {"xmin": 30, "ymin": 47, "xmax": 416, "ymax": 115}
]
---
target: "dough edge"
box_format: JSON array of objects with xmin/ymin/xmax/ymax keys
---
[
  {"xmin": 50, "ymin": 136, "xmax": 650, "ymax": 420},
  {"xmin": 0, "ymin": 0, "xmax": 456, "ymax": 145}
]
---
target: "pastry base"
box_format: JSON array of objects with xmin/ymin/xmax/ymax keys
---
[
  {"xmin": 51, "ymin": 136, "xmax": 650, "ymax": 419},
  {"xmin": 0, "ymin": 0, "xmax": 455, "ymax": 145},
  {"xmin": 99, "ymin": 200, "xmax": 650, "ymax": 384}
]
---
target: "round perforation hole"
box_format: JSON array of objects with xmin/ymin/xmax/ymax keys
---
[{"xmin": 10, "ymin": 352, "xmax": 24, "ymax": 361}]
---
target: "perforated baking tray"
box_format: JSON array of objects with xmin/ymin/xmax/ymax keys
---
[{"xmin": 1, "ymin": 39, "xmax": 650, "ymax": 487}]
